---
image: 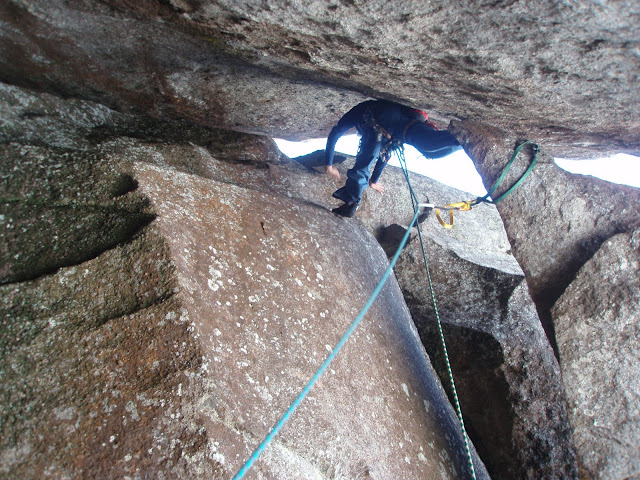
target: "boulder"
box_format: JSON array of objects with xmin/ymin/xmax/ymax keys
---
[
  {"xmin": 553, "ymin": 231, "xmax": 640, "ymax": 480},
  {"xmin": 0, "ymin": 83, "xmax": 490, "ymax": 479},
  {"xmin": 450, "ymin": 119, "xmax": 640, "ymax": 351},
  {"xmin": 134, "ymin": 160, "xmax": 490, "ymax": 479},
  {"xmin": 395, "ymin": 235, "xmax": 576, "ymax": 480},
  {"xmin": 450, "ymin": 119, "xmax": 640, "ymax": 478}
]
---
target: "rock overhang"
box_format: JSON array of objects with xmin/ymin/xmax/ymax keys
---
[{"xmin": 1, "ymin": 0, "xmax": 638, "ymax": 158}]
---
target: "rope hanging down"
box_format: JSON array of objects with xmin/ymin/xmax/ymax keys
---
[
  {"xmin": 232, "ymin": 204, "xmax": 430, "ymax": 480},
  {"xmin": 432, "ymin": 140, "xmax": 539, "ymax": 228},
  {"xmin": 395, "ymin": 146, "xmax": 477, "ymax": 480}
]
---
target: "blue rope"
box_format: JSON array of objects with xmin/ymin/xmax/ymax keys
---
[{"xmin": 232, "ymin": 207, "xmax": 425, "ymax": 480}]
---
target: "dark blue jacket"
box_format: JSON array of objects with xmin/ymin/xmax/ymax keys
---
[{"xmin": 325, "ymin": 100, "xmax": 428, "ymax": 167}]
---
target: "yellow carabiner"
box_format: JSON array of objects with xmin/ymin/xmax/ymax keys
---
[
  {"xmin": 434, "ymin": 201, "xmax": 474, "ymax": 229},
  {"xmin": 435, "ymin": 208, "xmax": 455, "ymax": 228}
]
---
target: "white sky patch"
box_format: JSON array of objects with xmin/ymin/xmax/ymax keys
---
[
  {"xmin": 275, "ymin": 135, "xmax": 487, "ymax": 195},
  {"xmin": 274, "ymin": 135, "xmax": 640, "ymax": 195},
  {"xmin": 555, "ymin": 153, "xmax": 640, "ymax": 188}
]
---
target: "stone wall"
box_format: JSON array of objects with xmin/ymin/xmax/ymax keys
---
[{"xmin": 451, "ymin": 119, "xmax": 640, "ymax": 480}]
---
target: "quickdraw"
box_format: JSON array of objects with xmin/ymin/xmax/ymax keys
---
[{"xmin": 431, "ymin": 140, "xmax": 539, "ymax": 229}]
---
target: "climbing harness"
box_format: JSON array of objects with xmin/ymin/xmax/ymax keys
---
[
  {"xmin": 380, "ymin": 139, "xmax": 403, "ymax": 163},
  {"xmin": 359, "ymin": 109, "xmax": 393, "ymax": 141},
  {"xmin": 360, "ymin": 108, "xmax": 437, "ymax": 163},
  {"xmin": 432, "ymin": 140, "xmax": 539, "ymax": 228}
]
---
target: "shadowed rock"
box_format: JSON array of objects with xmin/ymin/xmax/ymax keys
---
[
  {"xmin": 0, "ymin": 226, "xmax": 208, "ymax": 478},
  {"xmin": 395, "ymin": 236, "xmax": 577, "ymax": 480},
  {"xmin": 553, "ymin": 231, "xmax": 640, "ymax": 480},
  {"xmin": 450, "ymin": 119, "xmax": 640, "ymax": 479}
]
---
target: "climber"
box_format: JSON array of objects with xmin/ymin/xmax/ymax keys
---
[{"xmin": 325, "ymin": 99, "xmax": 462, "ymax": 217}]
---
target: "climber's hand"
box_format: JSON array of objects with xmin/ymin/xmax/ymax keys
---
[
  {"xmin": 325, "ymin": 165, "xmax": 341, "ymax": 181},
  {"xmin": 369, "ymin": 181, "xmax": 384, "ymax": 194}
]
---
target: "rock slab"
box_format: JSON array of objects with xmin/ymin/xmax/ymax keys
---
[{"xmin": 134, "ymin": 160, "xmax": 489, "ymax": 479}]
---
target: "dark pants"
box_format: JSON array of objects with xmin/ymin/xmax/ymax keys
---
[
  {"xmin": 405, "ymin": 122, "xmax": 462, "ymax": 159},
  {"xmin": 332, "ymin": 128, "xmax": 388, "ymax": 204},
  {"xmin": 332, "ymin": 123, "xmax": 462, "ymax": 204}
]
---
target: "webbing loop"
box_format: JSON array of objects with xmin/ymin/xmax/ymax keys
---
[
  {"xmin": 472, "ymin": 140, "xmax": 539, "ymax": 206},
  {"xmin": 426, "ymin": 140, "xmax": 538, "ymax": 228}
]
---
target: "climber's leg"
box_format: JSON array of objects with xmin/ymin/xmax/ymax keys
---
[
  {"xmin": 405, "ymin": 122, "xmax": 463, "ymax": 159},
  {"xmin": 332, "ymin": 128, "xmax": 382, "ymax": 205}
]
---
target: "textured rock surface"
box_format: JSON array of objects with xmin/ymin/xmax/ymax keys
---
[
  {"xmin": 0, "ymin": 143, "xmax": 153, "ymax": 284},
  {"xmin": 394, "ymin": 223, "xmax": 576, "ymax": 480},
  {"xmin": 134, "ymin": 161, "xmax": 489, "ymax": 479},
  {"xmin": 297, "ymin": 150, "xmax": 578, "ymax": 479},
  {"xmin": 1, "ymin": 83, "xmax": 493, "ymax": 479},
  {"xmin": 553, "ymin": 231, "xmax": 640, "ymax": 480},
  {"xmin": 450, "ymin": 120, "xmax": 640, "ymax": 349},
  {"xmin": 450, "ymin": 119, "xmax": 640, "ymax": 478},
  {"xmin": 1, "ymin": 0, "xmax": 638, "ymax": 157},
  {"xmin": 0, "ymin": 227, "xmax": 210, "ymax": 479}
]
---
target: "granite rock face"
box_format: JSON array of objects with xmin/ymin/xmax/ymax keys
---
[
  {"xmin": 1, "ymin": 0, "xmax": 639, "ymax": 157},
  {"xmin": 0, "ymin": 142, "xmax": 153, "ymax": 284},
  {"xmin": 450, "ymin": 120, "xmax": 640, "ymax": 349},
  {"xmin": 450, "ymin": 119, "xmax": 640, "ymax": 479},
  {"xmin": 134, "ymin": 160, "xmax": 489, "ymax": 480},
  {"xmin": 553, "ymin": 232, "xmax": 640, "ymax": 480},
  {"xmin": 395, "ymin": 237, "xmax": 576, "ymax": 480},
  {"xmin": 1, "ymin": 82, "xmax": 493, "ymax": 479},
  {"xmin": 297, "ymin": 148, "xmax": 578, "ymax": 480},
  {"xmin": 1, "ymin": 1, "xmax": 635, "ymax": 467},
  {"xmin": 0, "ymin": 226, "xmax": 209, "ymax": 479}
]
